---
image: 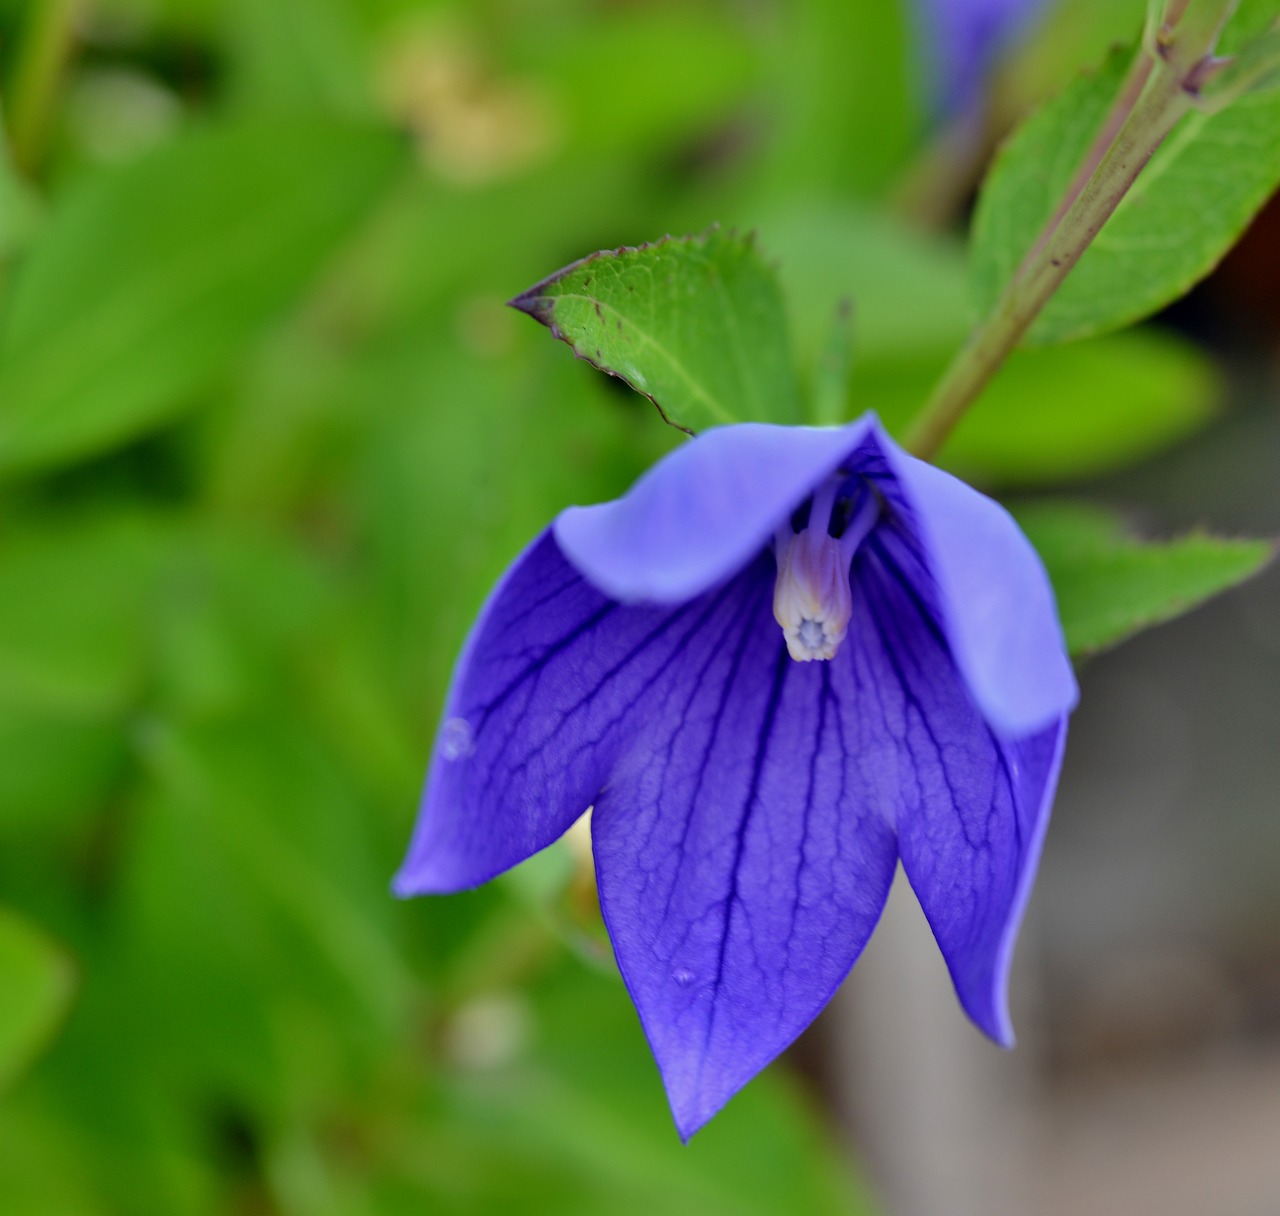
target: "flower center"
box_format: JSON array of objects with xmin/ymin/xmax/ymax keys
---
[{"xmin": 772, "ymin": 477, "xmax": 878, "ymax": 662}]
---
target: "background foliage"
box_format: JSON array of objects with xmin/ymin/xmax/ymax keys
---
[{"xmin": 0, "ymin": 0, "xmax": 1272, "ymax": 1212}]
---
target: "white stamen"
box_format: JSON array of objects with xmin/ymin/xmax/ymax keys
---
[{"xmin": 772, "ymin": 479, "xmax": 878, "ymax": 662}]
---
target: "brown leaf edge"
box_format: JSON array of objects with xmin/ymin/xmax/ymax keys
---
[{"xmin": 507, "ymin": 224, "xmax": 764, "ymax": 436}]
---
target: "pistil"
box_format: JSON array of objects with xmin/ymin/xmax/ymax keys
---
[{"xmin": 772, "ymin": 478, "xmax": 877, "ymax": 662}]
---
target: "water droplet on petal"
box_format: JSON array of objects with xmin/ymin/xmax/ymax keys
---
[
  {"xmin": 440, "ymin": 717, "xmax": 475, "ymax": 760},
  {"xmin": 672, "ymin": 967, "xmax": 695, "ymax": 988}
]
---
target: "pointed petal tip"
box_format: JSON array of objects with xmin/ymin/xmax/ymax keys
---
[
  {"xmin": 392, "ymin": 849, "xmax": 511, "ymax": 898},
  {"xmin": 955, "ymin": 981, "xmax": 1017, "ymax": 1050},
  {"xmin": 673, "ymin": 1110, "xmax": 707, "ymax": 1144},
  {"xmin": 986, "ymin": 1000, "xmax": 1016, "ymax": 1051},
  {"xmin": 390, "ymin": 864, "xmax": 437, "ymax": 900},
  {"xmin": 666, "ymin": 1078, "xmax": 732, "ymax": 1144},
  {"xmin": 392, "ymin": 843, "xmax": 494, "ymax": 898}
]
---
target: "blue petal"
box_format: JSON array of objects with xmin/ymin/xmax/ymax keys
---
[
  {"xmin": 554, "ymin": 419, "xmax": 874, "ymax": 604},
  {"xmin": 591, "ymin": 556, "xmax": 897, "ymax": 1139},
  {"xmin": 394, "ymin": 530, "xmax": 739, "ymax": 894},
  {"xmin": 852, "ymin": 532, "xmax": 1067, "ymax": 1045},
  {"xmin": 912, "ymin": 0, "xmax": 1048, "ymax": 114},
  {"xmin": 866, "ymin": 424, "xmax": 1078, "ymax": 737}
]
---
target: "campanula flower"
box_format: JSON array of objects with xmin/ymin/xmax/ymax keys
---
[
  {"xmin": 913, "ymin": 0, "xmax": 1049, "ymax": 114},
  {"xmin": 395, "ymin": 417, "xmax": 1077, "ymax": 1139}
]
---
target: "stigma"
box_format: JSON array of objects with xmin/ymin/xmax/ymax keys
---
[{"xmin": 772, "ymin": 477, "xmax": 878, "ymax": 662}]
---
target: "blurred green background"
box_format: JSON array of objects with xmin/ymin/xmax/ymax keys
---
[{"xmin": 1, "ymin": 0, "xmax": 1271, "ymax": 1212}]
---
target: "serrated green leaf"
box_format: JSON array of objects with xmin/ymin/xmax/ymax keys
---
[
  {"xmin": 0, "ymin": 906, "xmax": 75, "ymax": 1089},
  {"xmin": 510, "ymin": 229, "xmax": 803, "ymax": 433},
  {"xmin": 0, "ymin": 119, "xmax": 405, "ymax": 473},
  {"xmin": 973, "ymin": 29, "xmax": 1280, "ymax": 345},
  {"xmin": 1017, "ymin": 502, "xmax": 1275, "ymax": 655}
]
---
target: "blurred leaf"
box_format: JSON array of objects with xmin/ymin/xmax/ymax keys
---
[
  {"xmin": 137, "ymin": 715, "xmax": 411, "ymax": 1038},
  {"xmin": 759, "ymin": 201, "xmax": 970, "ymax": 370},
  {"xmin": 225, "ymin": 0, "xmax": 371, "ymax": 116},
  {"xmin": 754, "ymin": 0, "xmax": 921, "ymax": 200},
  {"xmin": 349, "ymin": 157, "xmax": 655, "ymax": 331},
  {"xmin": 0, "ymin": 701, "xmax": 126, "ymax": 834},
  {"xmin": 973, "ymin": 35, "xmax": 1280, "ymax": 345},
  {"xmin": 427, "ymin": 960, "xmax": 874, "ymax": 1216},
  {"xmin": 151, "ymin": 521, "xmax": 336, "ymax": 718},
  {"xmin": 1017, "ymin": 502, "xmax": 1275, "ymax": 655},
  {"xmin": 353, "ymin": 331, "xmax": 675, "ymax": 726},
  {"xmin": 537, "ymin": 10, "xmax": 756, "ymax": 157},
  {"xmin": 1001, "ymin": 0, "xmax": 1145, "ymax": 111},
  {"xmin": 198, "ymin": 153, "xmax": 658, "ymax": 523},
  {"xmin": 862, "ymin": 327, "xmax": 1221, "ymax": 486},
  {"xmin": 0, "ymin": 119, "xmax": 405, "ymax": 473},
  {"xmin": 0, "ymin": 511, "xmax": 168, "ymax": 714},
  {"xmin": 5, "ymin": 1017, "xmax": 223, "ymax": 1216},
  {"xmin": 763, "ymin": 198, "xmax": 1221, "ymax": 481},
  {"xmin": 0, "ymin": 130, "xmax": 41, "ymax": 261},
  {"xmin": 0, "ymin": 1095, "xmax": 112, "ymax": 1216},
  {"xmin": 0, "ymin": 906, "xmax": 75, "ymax": 1089},
  {"xmin": 510, "ymin": 229, "xmax": 803, "ymax": 432}
]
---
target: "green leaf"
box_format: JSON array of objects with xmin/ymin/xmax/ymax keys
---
[
  {"xmin": 0, "ymin": 130, "xmax": 41, "ymax": 262},
  {"xmin": 136, "ymin": 715, "xmax": 412, "ymax": 1040},
  {"xmin": 0, "ymin": 702, "xmax": 126, "ymax": 834},
  {"xmin": 224, "ymin": 0, "xmax": 370, "ymax": 116},
  {"xmin": 752, "ymin": 0, "xmax": 921, "ymax": 200},
  {"xmin": 509, "ymin": 229, "xmax": 803, "ymax": 433},
  {"xmin": 354, "ymin": 331, "xmax": 676, "ymax": 728},
  {"xmin": 436, "ymin": 960, "xmax": 875, "ymax": 1216},
  {"xmin": 0, "ymin": 511, "xmax": 168, "ymax": 714},
  {"xmin": 1002, "ymin": 0, "xmax": 1146, "ymax": 114},
  {"xmin": 0, "ymin": 119, "xmax": 405, "ymax": 473},
  {"xmin": 0, "ymin": 906, "xmax": 75, "ymax": 1089},
  {"xmin": 1017, "ymin": 502, "xmax": 1275, "ymax": 655},
  {"xmin": 973, "ymin": 37, "xmax": 1280, "ymax": 345},
  {"xmin": 527, "ymin": 8, "xmax": 758, "ymax": 157},
  {"xmin": 760, "ymin": 201, "xmax": 970, "ymax": 371},
  {"xmin": 861, "ymin": 327, "xmax": 1221, "ymax": 486},
  {"xmin": 738, "ymin": 203, "xmax": 1219, "ymax": 483}
]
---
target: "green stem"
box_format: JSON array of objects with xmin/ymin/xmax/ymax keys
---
[
  {"xmin": 904, "ymin": 0, "xmax": 1239, "ymax": 460},
  {"xmin": 7, "ymin": 0, "xmax": 89, "ymax": 177}
]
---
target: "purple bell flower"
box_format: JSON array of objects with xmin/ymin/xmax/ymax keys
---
[
  {"xmin": 913, "ymin": 0, "xmax": 1050, "ymax": 114},
  {"xmin": 395, "ymin": 416, "xmax": 1077, "ymax": 1139}
]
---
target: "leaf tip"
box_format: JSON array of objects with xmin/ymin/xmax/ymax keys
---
[{"xmin": 506, "ymin": 280, "xmax": 559, "ymax": 328}]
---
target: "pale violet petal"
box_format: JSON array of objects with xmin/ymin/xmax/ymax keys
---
[
  {"xmin": 868, "ymin": 423, "xmax": 1078, "ymax": 737},
  {"xmin": 554, "ymin": 419, "xmax": 875, "ymax": 604}
]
